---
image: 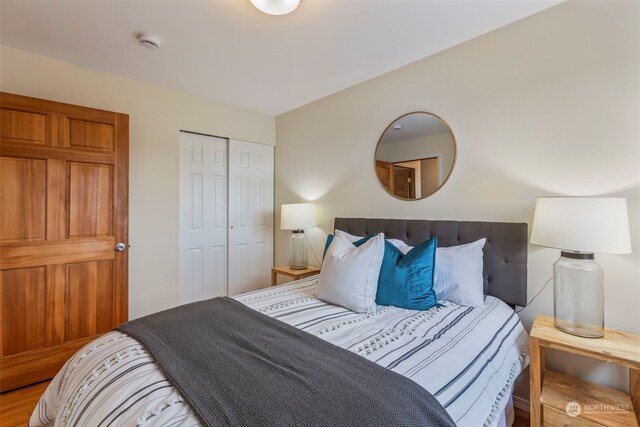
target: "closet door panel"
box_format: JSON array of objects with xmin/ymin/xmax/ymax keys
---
[
  {"xmin": 228, "ymin": 140, "xmax": 274, "ymax": 296},
  {"xmin": 179, "ymin": 132, "xmax": 228, "ymax": 304}
]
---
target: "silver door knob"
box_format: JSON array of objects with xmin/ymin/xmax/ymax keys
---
[{"xmin": 115, "ymin": 242, "xmax": 127, "ymax": 252}]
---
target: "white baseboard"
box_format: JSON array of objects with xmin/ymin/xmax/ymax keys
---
[{"xmin": 513, "ymin": 395, "xmax": 530, "ymax": 412}]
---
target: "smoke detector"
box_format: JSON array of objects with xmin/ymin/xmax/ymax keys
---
[{"xmin": 136, "ymin": 33, "xmax": 163, "ymax": 50}]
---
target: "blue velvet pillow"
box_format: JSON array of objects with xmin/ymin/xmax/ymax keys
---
[
  {"xmin": 374, "ymin": 237, "xmax": 439, "ymax": 310},
  {"xmin": 322, "ymin": 234, "xmax": 334, "ymax": 260}
]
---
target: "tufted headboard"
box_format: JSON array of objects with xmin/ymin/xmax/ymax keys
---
[{"xmin": 334, "ymin": 218, "xmax": 528, "ymax": 308}]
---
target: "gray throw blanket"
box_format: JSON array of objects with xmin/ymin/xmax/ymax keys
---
[{"xmin": 116, "ymin": 297, "xmax": 456, "ymax": 427}]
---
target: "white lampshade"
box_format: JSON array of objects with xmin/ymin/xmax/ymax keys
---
[
  {"xmin": 250, "ymin": 0, "xmax": 300, "ymax": 15},
  {"xmin": 530, "ymin": 197, "xmax": 631, "ymax": 254},
  {"xmin": 281, "ymin": 203, "xmax": 316, "ymax": 230}
]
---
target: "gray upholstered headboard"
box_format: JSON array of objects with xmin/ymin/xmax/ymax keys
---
[{"xmin": 334, "ymin": 218, "xmax": 528, "ymax": 308}]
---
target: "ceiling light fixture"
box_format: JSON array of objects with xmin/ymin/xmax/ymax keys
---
[{"xmin": 250, "ymin": 0, "xmax": 300, "ymax": 16}]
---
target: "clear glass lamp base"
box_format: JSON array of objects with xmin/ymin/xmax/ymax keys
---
[
  {"xmin": 553, "ymin": 252, "xmax": 604, "ymax": 339},
  {"xmin": 288, "ymin": 230, "xmax": 308, "ymax": 270}
]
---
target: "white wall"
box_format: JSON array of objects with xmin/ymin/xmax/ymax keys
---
[
  {"xmin": 0, "ymin": 45, "xmax": 276, "ymax": 319},
  {"xmin": 275, "ymin": 0, "xmax": 640, "ymax": 402}
]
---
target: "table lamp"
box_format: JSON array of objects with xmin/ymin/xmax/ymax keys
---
[
  {"xmin": 530, "ymin": 197, "xmax": 631, "ymax": 338},
  {"xmin": 280, "ymin": 203, "xmax": 316, "ymax": 270}
]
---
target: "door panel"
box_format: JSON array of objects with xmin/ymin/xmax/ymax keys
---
[
  {"xmin": 0, "ymin": 267, "xmax": 46, "ymax": 356},
  {"xmin": 256, "ymin": 178, "xmax": 269, "ymax": 228},
  {"xmin": 375, "ymin": 160, "xmax": 393, "ymax": 193},
  {"xmin": 68, "ymin": 163, "xmax": 114, "ymax": 237},
  {"xmin": 68, "ymin": 119, "xmax": 114, "ymax": 151},
  {"xmin": 65, "ymin": 260, "xmax": 114, "ymax": 341},
  {"xmin": 393, "ymin": 167, "xmax": 411, "ymax": 198},
  {"xmin": 237, "ymin": 176, "xmax": 250, "ymax": 228},
  {"xmin": 179, "ymin": 132, "xmax": 227, "ymax": 304},
  {"xmin": 0, "ymin": 92, "xmax": 128, "ymax": 391},
  {"xmin": 0, "ymin": 157, "xmax": 46, "ymax": 242},
  {"xmin": 209, "ymin": 245, "xmax": 226, "ymax": 297},
  {"xmin": 228, "ymin": 139, "xmax": 274, "ymax": 296},
  {"xmin": 233, "ymin": 243, "xmax": 250, "ymax": 294},
  {"xmin": 0, "ymin": 109, "xmax": 47, "ymax": 145}
]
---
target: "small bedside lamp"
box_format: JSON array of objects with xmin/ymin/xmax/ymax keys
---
[
  {"xmin": 281, "ymin": 203, "xmax": 316, "ymax": 270},
  {"xmin": 530, "ymin": 197, "xmax": 631, "ymax": 338}
]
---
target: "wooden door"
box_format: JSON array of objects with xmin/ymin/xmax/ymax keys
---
[
  {"xmin": 375, "ymin": 160, "xmax": 393, "ymax": 192},
  {"xmin": 393, "ymin": 166, "xmax": 415, "ymax": 199},
  {"xmin": 228, "ymin": 139, "xmax": 274, "ymax": 296},
  {"xmin": 0, "ymin": 92, "xmax": 128, "ymax": 392}
]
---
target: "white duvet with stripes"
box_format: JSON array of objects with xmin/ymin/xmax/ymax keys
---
[{"xmin": 31, "ymin": 277, "xmax": 529, "ymax": 427}]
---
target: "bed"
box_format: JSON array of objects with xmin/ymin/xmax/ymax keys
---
[{"xmin": 31, "ymin": 218, "xmax": 529, "ymax": 427}]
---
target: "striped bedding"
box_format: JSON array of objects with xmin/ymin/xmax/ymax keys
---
[{"xmin": 31, "ymin": 277, "xmax": 529, "ymax": 427}]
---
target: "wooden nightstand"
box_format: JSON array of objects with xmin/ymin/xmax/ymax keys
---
[
  {"xmin": 271, "ymin": 265, "xmax": 320, "ymax": 286},
  {"xmin": 530, "ymin": 315, "xmax": 640, "ymax": 427}
]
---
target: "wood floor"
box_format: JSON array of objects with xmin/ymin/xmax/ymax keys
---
[
  {"xmin": 0, "ymin": 380, "xmax": 532, "ymax": 426},
  {"xmin": 0, "ymin": 381, "xmax": 50, "ymax": 427}
]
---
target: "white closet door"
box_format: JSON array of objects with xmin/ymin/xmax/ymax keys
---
[
  {"xmin": 228, "ymin": 139, "xmax": 274, "ymax": 295},
  {"xmin": 179, "ymin": 132, "xmax": 228, "ymax": 304}
]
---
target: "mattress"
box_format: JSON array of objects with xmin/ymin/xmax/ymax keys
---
[{"xmin": 31, "ymin": 277, "xmax": 529, "ymax": 427}]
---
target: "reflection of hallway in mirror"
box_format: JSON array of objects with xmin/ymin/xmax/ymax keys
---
[
  {"xmin": 376, "ymin": 157, "xmax": 440, "ymax": 199},
  {"xmin": 374, "ymin": 112, "xmax": 455, "ymax": 200},
  {"xmin": 388, "ymin": 157, "xmax": 440, "ymax": 199}
]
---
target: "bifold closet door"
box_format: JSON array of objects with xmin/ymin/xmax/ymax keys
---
[
  {"xmin": 228, "ymin": 139, "xmax": 274, "ymax": 296},
  {"xmin": 179, "ymin": 132, "xmax": 227, "ymax": 304}
]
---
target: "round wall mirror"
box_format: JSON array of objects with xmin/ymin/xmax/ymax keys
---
[{"xmin": 374, "ymin": 111, "xmax": 456, "ymax": 200}]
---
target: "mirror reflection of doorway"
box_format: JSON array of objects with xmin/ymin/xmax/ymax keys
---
[
  {"xmin": 393, "ymin": 164, "xmax": 415, "ymax": 199},
  {"xmin": 374, "ymin": 111, "xmax": 455, "ymax": 200},
  {"xmin": 376, "ymin": 157, "xmax": 439, "ymax": 199}
]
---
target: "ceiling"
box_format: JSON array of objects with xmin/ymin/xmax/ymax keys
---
[
  {"xmin": 381, "ymin": 113, "xmax": 449, "ymax": 144},
  {"xmin": 0, "ymin": 0, "xmax": 561, "ymax": 116}
]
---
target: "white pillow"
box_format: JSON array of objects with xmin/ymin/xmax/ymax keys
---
[
  {"xmin": 389, "ymin": 239, "xmax": 412, "ymax": 253},
  {"xmin": 433, "ymin": 238, "xmax": 487, "ymax": 307},
  {"xmin": 335, "ymin": 230, "xmax": 410, "ymax": 252},
  {"xmin": 334, "ymin": 230, "xmax": 363, "ymax": 243},
  {"xmin": 316, "ymin": 232, "xmax": 385, "ymax": 313}
]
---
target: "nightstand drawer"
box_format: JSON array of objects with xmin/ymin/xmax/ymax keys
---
[
  {"xmin": 543, "ymin": 405, "xmax": 602, "ymax": 427},
  {"xmin": 539, "ymin": 370, "xmax": 637, "ymax": 427}
]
